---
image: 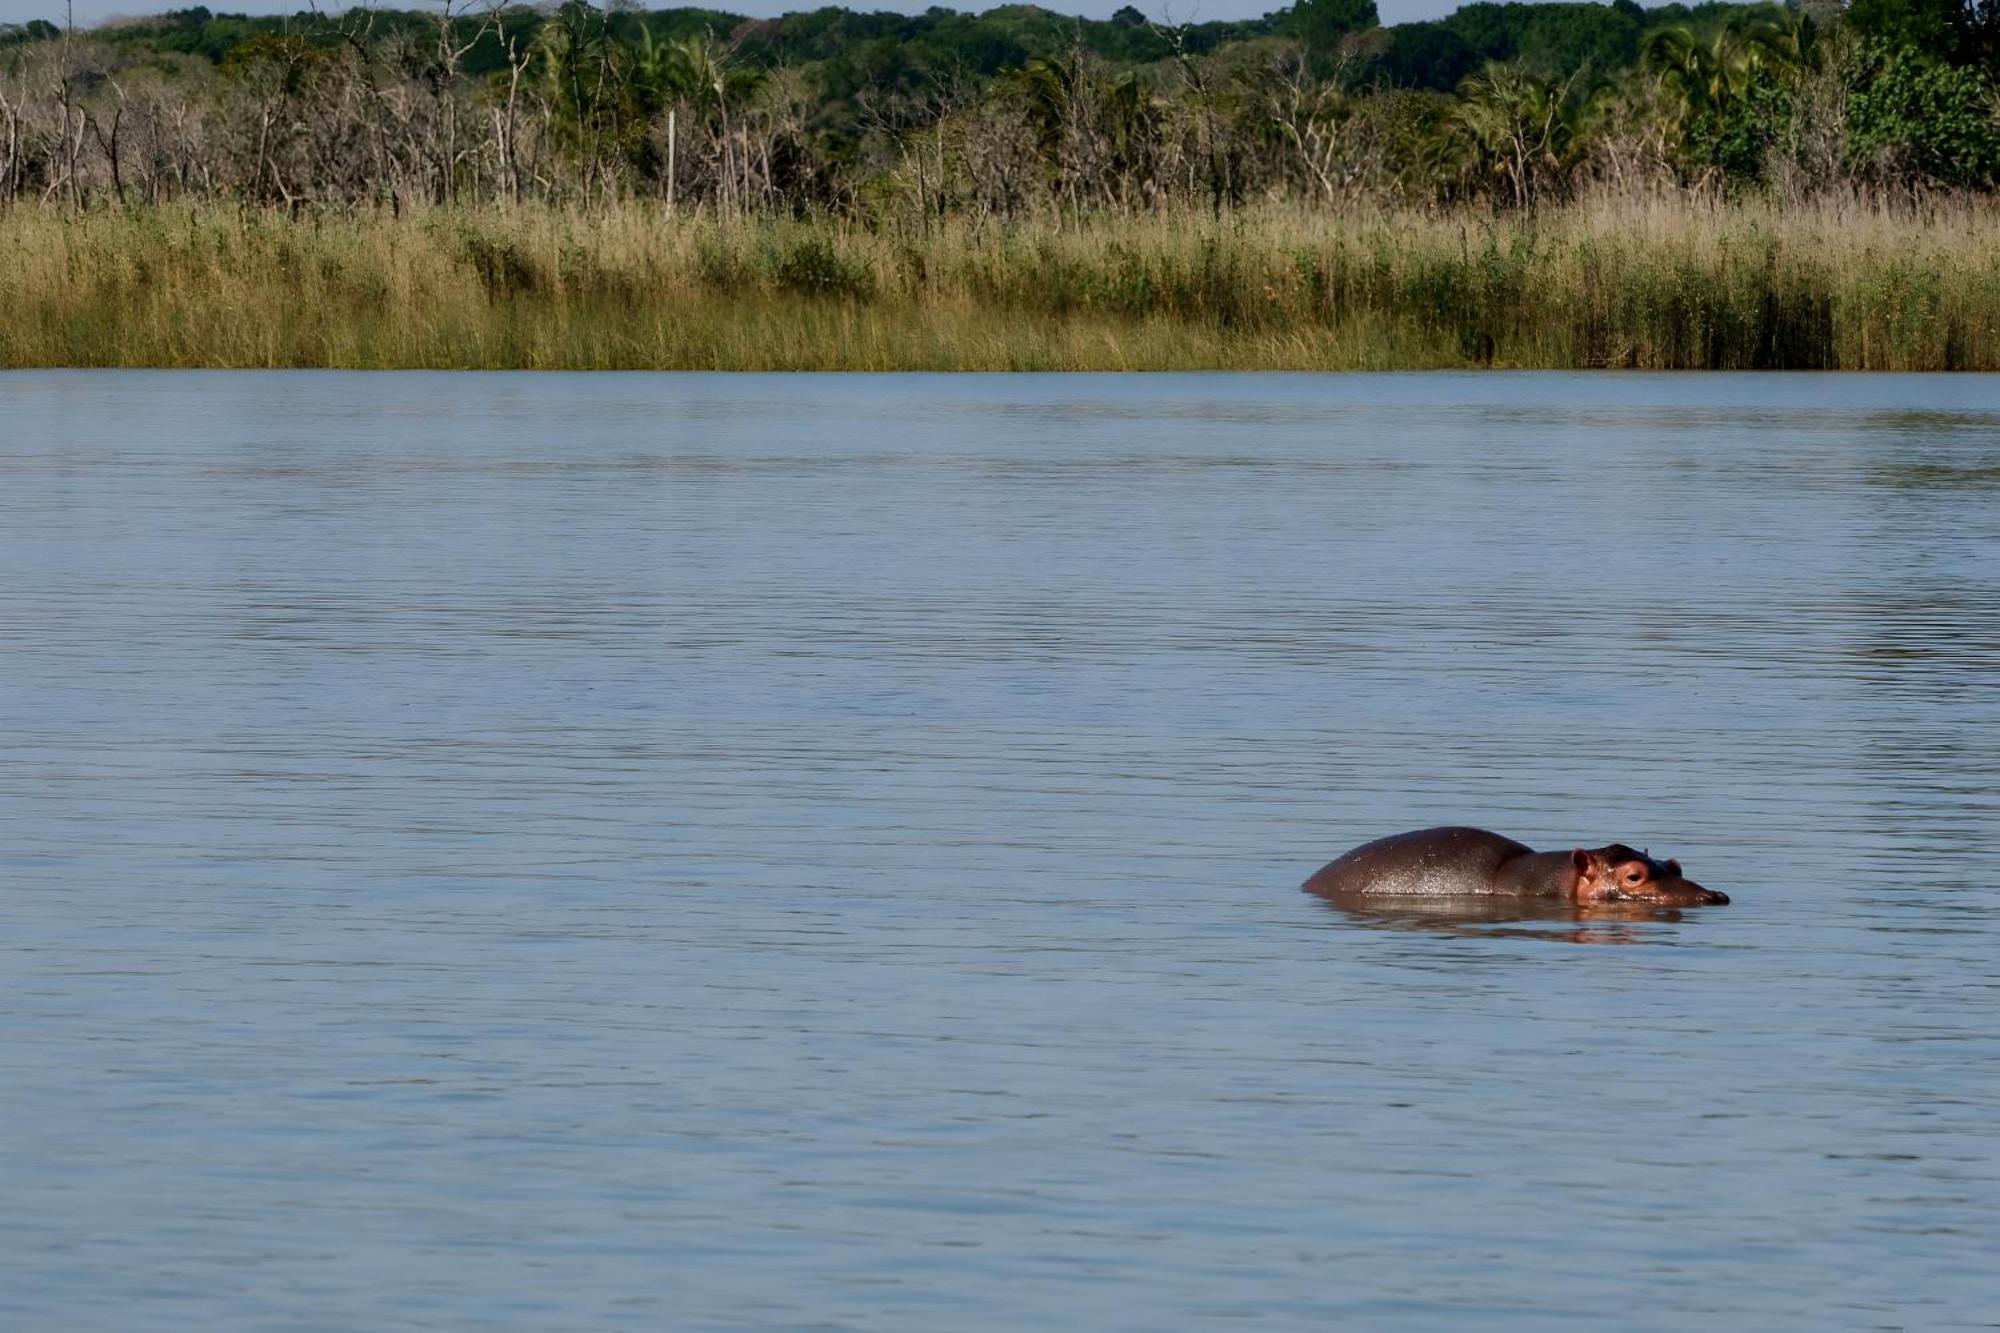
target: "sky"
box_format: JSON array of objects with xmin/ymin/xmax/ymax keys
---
[{"xmin": 3, "ymin": 0, "xmax": 1479, "ymax": 32}]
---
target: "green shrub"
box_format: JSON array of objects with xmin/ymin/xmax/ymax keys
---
[{"xmin": 1847, "ymin": 43, "xmax": 2000, "ymax": 191}]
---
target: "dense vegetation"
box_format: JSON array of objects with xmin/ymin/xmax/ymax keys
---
[
  {"xmin": 6, "ymin": 198, "xmax": 1998, "ymax": 368},
  {"xmin": 3, "ymin": 0, "xmax": 1997, "ymax": 369},
  {"xmin": 2, "ymin": 0, "xmax": 1997, "ymax": 211}
]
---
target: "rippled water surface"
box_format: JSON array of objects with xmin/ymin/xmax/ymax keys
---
[{"xmin": 4, "ymin": 372, "xmax": 1998, "ymax": 1330}]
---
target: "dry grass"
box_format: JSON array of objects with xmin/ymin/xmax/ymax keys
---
[{"xmin": 4, "ymin": 196, "xmax": 1998, "ymax": 369}]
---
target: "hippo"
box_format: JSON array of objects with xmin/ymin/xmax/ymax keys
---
[{"xmin": 1303, "ymin": 826, "xmax": 1729, "ymax": 907}]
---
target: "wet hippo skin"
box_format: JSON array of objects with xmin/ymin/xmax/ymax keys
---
[{"xmin": 1303, "ymin": 826, "xmax": 1730, "ymax": 907}]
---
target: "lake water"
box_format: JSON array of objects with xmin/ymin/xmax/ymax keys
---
[{"xmin": 3, "ymin": 372, "xmax": 1997, "ymax": 1330}]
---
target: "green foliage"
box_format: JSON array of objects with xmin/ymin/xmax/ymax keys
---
[
  {"xmin": 1847, "ymin": 42, "xmax": 2000, "ymax": 190},
  {"xmin": 1442, "ymin": 3, "xmax": 1529, "ymax": 63},
  {"xmin": 1, "ymin": 18, "xmax": 62, "ymax": 44},
  {"xmin": 18, "ymin": 0, "xmax": 2000, "ymax": 214},
  {"xmin": 1438, "ymin": 2, "xmax": 1647, "ymax": 80},
  {"xmin": 770, "ymin": 232, "xmax": 875, "ymax": 297},
  {"xmin": 1281, "ymin": 0, "xmax": 1381, "ymax": 54},
  {"xmin": 1846, "ymin": 0, "xmax": 1963, "ymax": 58},
  {"xmin": 1514, "ymin": 3, "xmax": 1640, "ymax": 76},
  {"xmin": 220, "ymin": 31, "xmax": 335, "ymax": 93},
  {"xmin": 1847, "ymin": 0, "xmax": 2000, "ymax": 63},
  {"xmin": 1454, "ymin": 62, "xmax": 1580, "ymax": 205},
  {"xmin": 1372, "ymin": 23, "xmax": 1479, "ymax": 91},
  {"xmin": 1705, "ymin": 77, "xmax": 1792, "ymax": 181},
  {"xmin": 1641, "ymin": 14, "xmax": 1808, "ymax": 186}
]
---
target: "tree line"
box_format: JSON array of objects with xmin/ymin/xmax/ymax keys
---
[{"xmin": 2, "ymin": 0, "xmax": 1996, "ymax": 212}]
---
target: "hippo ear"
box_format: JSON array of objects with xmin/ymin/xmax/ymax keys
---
[
  {"xmin": 1570, "ymin": 849, "xmax": 1593, "ymax": 877},
  {"xmin": 1666, "ymin": 858, "xmax": 1682, "ymax": 877}
]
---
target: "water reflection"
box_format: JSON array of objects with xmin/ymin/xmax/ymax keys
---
[{"xmin": 1313, "ymin": 891, "xmax": 1697, "ymax": 944}]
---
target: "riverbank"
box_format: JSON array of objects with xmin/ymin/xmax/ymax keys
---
[{"xmin": 5, "ymin": 199, "xmax": 1997, "ymax": 370}]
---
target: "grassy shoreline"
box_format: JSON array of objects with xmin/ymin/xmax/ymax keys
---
[{"xmin": 5, "ymin": 200, "xmax": 1999, "ymax": 371}]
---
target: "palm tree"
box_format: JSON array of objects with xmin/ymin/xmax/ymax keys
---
[
  {"xmin": 633, "ymin": 28, "xmax": 761, "ymax": 212},
  {"xmin": 1641, "ymin": 16, "xmax": 1808, "ymax": 186},
  {"xmin": 1456, "ymin": 63, "xmax": 1575, "ymax": 208}
]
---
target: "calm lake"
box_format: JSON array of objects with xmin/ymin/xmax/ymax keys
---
[{"xmin": 3, "ymin": 371, "xmax": 1997, "ymax": 1330}]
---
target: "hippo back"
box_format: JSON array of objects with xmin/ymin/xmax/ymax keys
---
[{"xmin": 1303, "ymin": 826, "xmax": 1534, "ymax": 897}]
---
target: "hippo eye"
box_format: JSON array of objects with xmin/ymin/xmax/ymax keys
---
[{"xmin": 1623, "ymin": 867, "xmax": 1646, "ymax": 885}]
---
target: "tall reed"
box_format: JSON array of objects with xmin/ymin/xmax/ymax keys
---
[{"xmin": 4, "ymin": 197, "xmax": 1997, "ymax": 369}]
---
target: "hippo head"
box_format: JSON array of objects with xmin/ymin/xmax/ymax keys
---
[{"xmin": 1570, "ymin": 844, "xmax": 1729, "ymax": 906}]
